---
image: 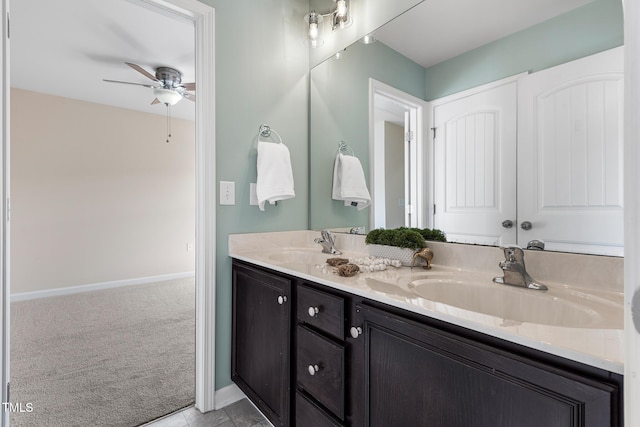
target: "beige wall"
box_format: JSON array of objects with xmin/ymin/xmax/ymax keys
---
[
  {"xmin": 384, "ymin": 122, "xmax": 404, "ymax": 229},
  {"xmin": 10, "ymin": 89, "xmax": 195, "ymax": 294}
]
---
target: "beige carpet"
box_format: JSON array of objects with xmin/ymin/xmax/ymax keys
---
[{"xmin": 10, "ymin": 278, "xmax": 195, "ymax": 427}]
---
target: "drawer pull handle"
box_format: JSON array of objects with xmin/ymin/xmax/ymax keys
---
[
  {"xmin": 350, "ymin": 326, "xmax": 362, "ymax": 339},
  {"xmin": 308, "ymin": 306, "xmax": 320, "ymax": 317},
  {"xmin": 277, "ymin": 295, "xmax": 288, "ymax": 305},
  {"xmin": 308, "ymin": 364, "xmax": 320, "ymax": 376}
]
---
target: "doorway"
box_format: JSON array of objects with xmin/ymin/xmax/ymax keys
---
[
  {"xmin": 0, "ymin": 0, "xmax": 216, "ymax": 425},
  {"xmin": 369, "ymin": 79, "xmax": 430, "ymax": 230}
]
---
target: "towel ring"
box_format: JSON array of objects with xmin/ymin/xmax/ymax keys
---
[
  {"xmin": 258, "ymin": 124, "xmax": 283, "ymax": 144},
  {"xmin": 338, "ymin": 141, "xmax": 355, "ymax": 156}
]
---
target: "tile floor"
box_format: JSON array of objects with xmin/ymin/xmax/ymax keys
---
[{"xmin": 141, "ymin": 399, "xmax": 272, "ymax": 427}]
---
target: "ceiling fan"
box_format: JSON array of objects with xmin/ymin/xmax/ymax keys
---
[{"xmin": 103, "ymin": 62, "xmax": 196, "ymax": 106}]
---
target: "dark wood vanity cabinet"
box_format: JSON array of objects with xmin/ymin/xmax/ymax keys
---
[
  {"xmin": 231, "ymin": 260, "xmax": 622, "ymax": 427},
  {"xmin": 231, "ymin": 261, "xmax": 292, "ymax": 427},
  {"xmin": 356, "ymin": 303, "xmax": 622, "ymax": 427}
]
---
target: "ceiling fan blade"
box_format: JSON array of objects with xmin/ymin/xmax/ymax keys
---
[
  {"xmin": 182, "ymin": 82, "xmax": 196, "ymax": 91},
  {"xmin": 150, "ymin": 98, "xmax": 161, "ymax": 105},
  {"xmin": 125, "ymin": 62, "xmax": 160, "ymax": 82},
  {"xmin": 181, "ymin": 92, "xmax": 196, "ymax": 102},
  {"xmin": 103, "ymin": 79, "xmax": 158, "ymax": 88}
]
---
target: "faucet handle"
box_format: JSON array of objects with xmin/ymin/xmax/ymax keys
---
[
  {"xmin": 500, "ymin": 245, "xmax": 524, "ymax": 263},
  {"xmin": 321, "ymin": 229, "xmax": 334, "ymax": 244}
]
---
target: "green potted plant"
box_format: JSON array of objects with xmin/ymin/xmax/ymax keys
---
[{"xmin": 365, "ymin": 227, "xmax": 446, "ymax": 265}]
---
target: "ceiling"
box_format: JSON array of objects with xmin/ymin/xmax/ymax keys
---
[
  {"xmin": 10, "ymin": 0, "xmax": 196, "ymax": 120},
  {"xmin": 376, "ymin": 0, "xmax": 595, "ymax": 69},
  {"xmin": 10, "ymin": 0, "xmax": 593, "ymax": 121}
]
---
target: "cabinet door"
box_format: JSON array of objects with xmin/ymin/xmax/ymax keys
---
[
  {"xmin": 232, "ymin": 261, "xmax": 291, "ymax": 427},
  {"xmin": 358, "ymin": 304, "xmax": 619, "ymax": 427}
]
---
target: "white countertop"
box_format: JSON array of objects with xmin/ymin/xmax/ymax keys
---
[{"xmin": 229, "ymin": 231, "xmax": 624, "ymax": 375}]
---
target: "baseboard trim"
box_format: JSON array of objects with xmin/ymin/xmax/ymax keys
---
[
  {"xmin": 11, "ymin": 272, "xmax": 196, "ymax": 302},
  {"xmin": 213, "ymin": 384, "xmax": 246, "ymax": 411}
]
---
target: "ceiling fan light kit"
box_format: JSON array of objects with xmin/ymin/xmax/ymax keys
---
[
  {"xmin": 103, "ymin": 62, "xmax": 196, "ymax": 142},
  {"xmin": 103, "ymin": 62, "xmax": 196, "ymax": 106},
  {"xmin": 153, "ymin": 88, "xmax": 183, "ymax": 106}
]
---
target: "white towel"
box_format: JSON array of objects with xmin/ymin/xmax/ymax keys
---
[
  {"xmin": 332, "ymin": 153, "xmax": 371, "ymax": 210},
  {"xmin": 256, "ymin": 140, "xmax": 295, "ymax": 211}
]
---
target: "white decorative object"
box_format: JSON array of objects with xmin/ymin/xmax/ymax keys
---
[
  {"xmin": 367, "ymin": 244, "xmax": 417, "ymax": 266},
  {"xmin": 348, "ymin": 256, "xmax": 402, "ymax": 273}
]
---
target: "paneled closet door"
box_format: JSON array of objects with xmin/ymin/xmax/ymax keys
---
[
  {"xmin": 517, "ymin": 47, "xmax": 624, "ymax": 256},
  {"xmin": 432, "ymin": 80, "xmax": 518, "ymax": 247}
]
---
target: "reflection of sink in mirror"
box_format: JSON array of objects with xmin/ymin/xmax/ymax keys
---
[
  {"xmin": 410, "ymin": 279, "xmax": 622, "ymax": 329},
  {"xmin": 265, "ymin": 248, "xmax": 333, "ymax": 265}
]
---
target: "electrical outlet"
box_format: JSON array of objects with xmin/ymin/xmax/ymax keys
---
[{"xmin": 220, "ymin": 181, "xmax": 235, "ymax": 205}]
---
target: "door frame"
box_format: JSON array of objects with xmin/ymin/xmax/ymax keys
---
[
  {"xmin": 0, "ymin": 0, "xmax": 217, "ymax": 422},
  {"xmin": 369, "ymin": 78, "xmax": 430, "ymax": 230},
  {"xmin": 1, "ymin": 0, "xmax": 10, "ymax": 424}
]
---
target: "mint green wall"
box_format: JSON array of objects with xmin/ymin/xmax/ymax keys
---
[
  {"xmin": 199, "ymin": 0, "xmax": 309, "ymax": 389},
  {"xmin": 424, "ymin": 0, "xmax": 624, "ymax": 100},
  {"xmin": 309, "ymin": 41, "xmax": 426, "ymax": 231}
]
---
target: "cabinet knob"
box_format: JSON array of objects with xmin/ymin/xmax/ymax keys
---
[
  {"xmin": 350, "ymin": 326, "xmax": 362, "ymax": 339},
  {"xmin": 501, "ymin": 219, "xmax": 514, "ymax": 229},
  {"xmin": 307, "ymin": 364, "xmax": 320, "ymax": 376},
  {"xmin": 521, "ymin": 221, "xmax": 533, "ymax": 230},
  {"xmin": 308, "ymin": 306, "xmax": 320, "ymax": 317},
  {"xmin": 277, "ymin": 295, "xmax": 287, "ymax": 305}
]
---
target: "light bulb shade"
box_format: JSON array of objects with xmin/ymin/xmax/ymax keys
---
[
  {"xmin": 332, "ymin": 0, "xmax": 350, "ymax": 30},
  {"xmin": 304, "ymin": 11, "xmax": 324, "ymax": 48},
  {"xmin": 154, "ymin": 88, "xmax": 182, "ymax": 106},
  {"xmin": 335, "ymin": 0, "xmax": 347, "ymax": 17}
]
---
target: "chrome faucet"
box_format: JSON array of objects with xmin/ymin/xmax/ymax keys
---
[
  {"xmin": 493, "ymin": 246, "xmax": 548, "ymax": 290},
  {"xmin": 314, "ymin": 230, "xmax": 342, "ymax": 255}
]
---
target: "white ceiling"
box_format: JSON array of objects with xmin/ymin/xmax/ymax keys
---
[
  {"xmin": 10, "ymin": 0, "xmax": 196, "ymax": 120},
  {"xmin": 10, "ymin": 0, "xmax": 593, "ymax": 122},
  {"xmin": 377, "ymin": 0, "xmax": 595, "ymax": 69}
]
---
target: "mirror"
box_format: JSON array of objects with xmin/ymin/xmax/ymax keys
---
[{"xmin": 309, "ymin": 0, "xmax": 624, "ymax": 256}]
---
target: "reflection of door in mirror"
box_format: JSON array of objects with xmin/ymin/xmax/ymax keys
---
[
  {"xmin": 431, "ymin": 47, "xmax": 623, "ymax": 255},
  {"xmin": 518, "ymin": 47, "xmax": 624, "ymax": 256},
  {"xmin": 432, "ymin": 77, "xmax": 518, "ymax": 246},
  {"xmin": 370, "ymin": 79, "xmax": 429, "ymax": 230}
]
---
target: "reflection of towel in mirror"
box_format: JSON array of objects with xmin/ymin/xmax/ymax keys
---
[
  {"xmin": 332, "ymin": 153, "xmax": 371, "ymax": 210},
  {"xmin": 256, "ymin": 140, "xmax": 295, "ymax": 211}
]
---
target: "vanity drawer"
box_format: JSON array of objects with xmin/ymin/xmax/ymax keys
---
[
  {"xmin": 297, "ymin": 284, "xmax": 345, "ymax": 340},
  {"xmin": 296, "ymin": 391, "xmax": 343, "ymax": 427},
  {"xmin": 296, "ymin": 325, "xmax": 345, "ymax": 419}
]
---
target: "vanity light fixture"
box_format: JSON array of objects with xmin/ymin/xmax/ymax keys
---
[
  {"xmin": 305, "ymin": 11, "xmax": 324, "ymax": 48},
  {"xmin": 305, "ymin": 0, "xmax": 351, "ymax": 48},
  {"xmin": 332, "ymin": 0, "xmax": 350, "ymax": 30}
]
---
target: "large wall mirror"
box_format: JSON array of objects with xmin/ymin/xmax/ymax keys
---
[{"xmin": 309, "ymin": 0, "xmax": 624, "ymax": 256}]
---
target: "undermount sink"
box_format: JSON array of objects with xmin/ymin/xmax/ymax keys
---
[
  {"xmin": 265, "ymin": 248, "xmax": 335, "ymax": 265},
  {"xmin": 407, "ymin": 275, "xmax": 622, "ymax": 329}
]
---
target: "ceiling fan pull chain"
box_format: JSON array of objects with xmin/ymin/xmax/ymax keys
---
[{"xmin": 166, "ymin": 104, "xmax": 172, "ymax": 143}]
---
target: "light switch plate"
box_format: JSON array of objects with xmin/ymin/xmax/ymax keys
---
[{"xmin": 220, "ymin": 181, "xmax": 235, "ymax": 205}]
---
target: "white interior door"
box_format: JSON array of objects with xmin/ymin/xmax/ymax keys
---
[
  {"xmin": 518, "ymin": 47, "xmax": 624, "ymax": 256},
  {"xmin": 432, "ymin": 78, "xmax": 518, "ymax": 246}
]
